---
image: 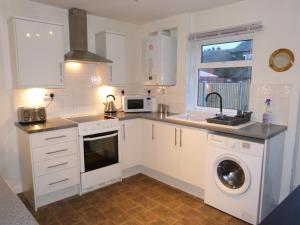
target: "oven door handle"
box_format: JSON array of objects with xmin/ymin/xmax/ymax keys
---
[{"xmin": 83, "ymin": 133, "xmax": 118, "ymax": 141}]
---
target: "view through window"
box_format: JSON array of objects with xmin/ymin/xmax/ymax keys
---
[{"xmin": 197, "ymin": 39, "xmax": 253, "ymax": 111}]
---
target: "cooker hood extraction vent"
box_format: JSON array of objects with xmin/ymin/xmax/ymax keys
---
[{"xmin": 64, "ymin": 8, "xmax": 112, "ymax": 63}]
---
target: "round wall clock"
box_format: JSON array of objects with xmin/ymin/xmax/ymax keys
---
[{"xmin": 269, "ymin": 48, "xmax": 295, "ymax": 72}]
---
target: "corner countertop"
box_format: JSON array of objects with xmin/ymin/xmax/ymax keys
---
[
  {"xmin": 115, "ymin": 112, "xmax": 287, "ymax": 140},
  {"xmin": 0, "ymin": 177, "xmax": 38, "ymax": 225},
  {"xmin": 14, "ymin": 112, "xmax": 287, "ymax": 139},
  {"xmin": 15, "ymin": 117, "xmax": 78, "ymax": 134}
]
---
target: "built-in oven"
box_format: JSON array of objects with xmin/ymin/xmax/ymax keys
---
[
  {"xmin": 82, "ymin": 130, "xmax": 119, "ymax": 172},
  {"xmin": 73, "ymin": 116, "xmax": 121, "ymax": 194}
]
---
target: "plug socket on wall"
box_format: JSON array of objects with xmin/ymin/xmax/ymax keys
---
[{"xmin": 43, "ymin": 93, "xmax": 55, "ymax": 101}]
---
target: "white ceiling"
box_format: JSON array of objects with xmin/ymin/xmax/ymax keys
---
[{"xmin": 31, "ymin": 0, "xmax": 244, "ymax": 24}]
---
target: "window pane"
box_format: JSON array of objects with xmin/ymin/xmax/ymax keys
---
[
  {"xmin": 201, "ymin": 39, "xmax": 253, "ymax": 63},
  {"xmin": 197, "ymin": 67, "xmax": 251, "ymax": 110}
]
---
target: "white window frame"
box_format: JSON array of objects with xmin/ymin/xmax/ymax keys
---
[{"xmin": 194, "ymin": 34, "xmax": 254, "ymax": 115}]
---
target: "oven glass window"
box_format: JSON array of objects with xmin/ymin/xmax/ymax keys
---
[
  {"xmin": 128, "ymin": 99, "xmax": 144, "ymax": 109},
  {"xmin": 83, "ymin": 130, "xmax": 118, "ymax": 172}
]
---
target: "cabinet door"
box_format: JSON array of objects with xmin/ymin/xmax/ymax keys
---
[
  {"xmin": 106, "ymin": 33, "xmax": 126, "ymax": 85},
  {"xmin": 142, "ymin": 120, "xmax": 158, "ymax": 170},
  {"xmin": 154, "ymin": 122, "xmax": 179, "ymax": 178},
  {"xmin": 119, "ymin": 120, "xmax": 142, "ymax": 170},
  {"xmin": 14, "ymin": 18, "xmax": 64, "ymax": 88},
  {"xmin": 179, "ymin": 127, "xmax": 207, "ymax": 188}
]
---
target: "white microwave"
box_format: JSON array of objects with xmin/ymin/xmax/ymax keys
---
[{"xmin": 122, "ymin": 96, "xmax": 152, "ymax": 112}]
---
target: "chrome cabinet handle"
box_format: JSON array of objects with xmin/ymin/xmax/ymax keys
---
[
  {"xmin": 123, "ymin": 124, "xmax": 126, "ymax": 140},
  {"xmin": 47, "ymin": 162, "xmax": 68, "ymax": 169},
  {"xmin": 210, "ymin": 138, "xmax": 223, "ymax": 143},
  {"xmin": 48, "ymin": 178, "xmax": 69, "ymax": 186},
  {"xmin": 46, "ymin": 149, "xmax": 68, "ymax": 155},
  {"xmin": 45, "ymin": 135, "xmax": 66, "ymax": 141},
  {"xmin": 180, "ymin": 129, "xmax": 182, "ymax": 148},
  {"xmin": 152, "ymin": 124, "xmax": 154, "ymax": 140},
  {"xmin": 175, "ymin": 128, "xmax": 177, "ymax": 146}
]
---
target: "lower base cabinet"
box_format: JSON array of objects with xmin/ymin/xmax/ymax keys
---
[
  {"xmin": 132, "ymin": 119, "xmax": 207, "ymax": 188},
  {"xmin": 119, "ymin": 119, "xmax": 142, "ymax": 170},
  {"xmin": 17, "ymin": 127, "xmax": 80, "ymax": 210}
]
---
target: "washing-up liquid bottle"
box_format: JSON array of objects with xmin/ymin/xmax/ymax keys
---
[{"xmin": 263, "ymin": 99, "xmax": 272, "ymax": 125}]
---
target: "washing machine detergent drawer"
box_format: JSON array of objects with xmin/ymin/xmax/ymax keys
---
[{"xmin": 205, "ymin": 134, "xmax": 264, "ymax": 224}]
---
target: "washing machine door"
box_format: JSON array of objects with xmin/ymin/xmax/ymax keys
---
[{"xmin": 214, "ymin": 154, "xmax": 250, "ymax": 195}]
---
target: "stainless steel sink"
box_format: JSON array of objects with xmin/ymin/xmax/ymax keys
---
[{"xmin": 166, "ymin": 112, "xmax": 254, "ymax": 129}]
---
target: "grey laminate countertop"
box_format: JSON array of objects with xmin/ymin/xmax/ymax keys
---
[
  {"xmin": 15, "ymin": 117, "xmax": 77, "ymax": 134},
  {"xmin": 0, "ymin": 177, "xmax": 38, "ymax": 225},
  {"xmin": 14, "ymin": 112, "xmax": 287, "ymax": 139},
  {"xmin": 115, "ymin": 112, "xmax": 287, "ymax": 140}
]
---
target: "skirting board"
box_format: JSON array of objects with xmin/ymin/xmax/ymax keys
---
[
  {"xmin": 122, "ymin": 165, "xmax": 205, "ymax": 199},
  {"xmin": 36, "ymin": 185, "xmax": 79, "ymax": 210}
]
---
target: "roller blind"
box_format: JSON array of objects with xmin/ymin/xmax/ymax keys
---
[{"xmin": 189, "ymin": 22, "xmax": 263, "ymax": 41}]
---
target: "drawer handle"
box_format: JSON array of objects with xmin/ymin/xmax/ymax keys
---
[
  {"xmin": 210, "ymin": 138, "xmax": 223, "ymax": 143},
  {"xmin": 47, "ymin": 162, "xmax": 68, "ymax": 169},
  {"xmin": 48, "ymin": 178, "xmax": 69, "ymax": 186},
  {"xmin": 46, "ymin": 149, "xmax": 68, "ymax": 155},
  {"xmin": 45, "ymin": 135, "xmax": 66, "ymax": 141}
]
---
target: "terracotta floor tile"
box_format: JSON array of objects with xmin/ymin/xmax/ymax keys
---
[{"xmin": 20, "ymin": 174, "xmax": 249, "ymax": 225}]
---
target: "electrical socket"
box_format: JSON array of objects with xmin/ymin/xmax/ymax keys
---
[{"xmin": 43, "ymin": 93, "xmax": 54, "ymax": 101}]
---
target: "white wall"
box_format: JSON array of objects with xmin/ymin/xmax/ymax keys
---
[
  {"xmin": 0, "ymin": 0, "xmax": 141, "ymax": 192},
  {"xmin": 139, "ymin": 0, "xmax": 300, "ymax": 200}
]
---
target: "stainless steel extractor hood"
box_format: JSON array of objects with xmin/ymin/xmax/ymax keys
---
[{"xmin": 64, "ymin": 8, "xmax": 112, "ymax": 63}]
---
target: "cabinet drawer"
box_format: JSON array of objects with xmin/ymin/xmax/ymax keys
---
[
  {"xmin": 34, "ymin": 154, "xmax": 79, "ymax": 177},
  {"xmin": 32, "ymin": 141, "xmax": 78, "ymax": 162},
  {"xmin": 31, "ymin": 128, "xmax": 77, "ymax": 148},
  {"xmin": 35, "ymin": 167, "xmax": 79, "ymax": 196}
]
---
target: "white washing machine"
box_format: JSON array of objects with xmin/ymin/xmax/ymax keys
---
[{"xmin": 205, "ymin": 133, "xmax": 264, "ymax": 225}]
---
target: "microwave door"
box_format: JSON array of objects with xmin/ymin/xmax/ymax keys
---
[{"xmin": 127, "ymin": 99, "xmax": 144, "ymax": 110}]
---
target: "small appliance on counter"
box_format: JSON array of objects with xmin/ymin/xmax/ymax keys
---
[
  {"xmin": 122, "ymin": 95, "xmax": 153, "ymax": 113},
  {"xmin": 158, "ymin": 104, "xmax": 169, "ymax": 114},
  {"xmin": 17, "ymin": 107, "xmax": 47, "ymax": 124},
  {"xmin": 103, "ymin": 95, "xmax": 117, "ymax": 114}
]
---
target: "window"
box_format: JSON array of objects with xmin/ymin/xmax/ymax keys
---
[{"xmin": 196, "ymin": 38, "xmax": 253, "ymax": 111}]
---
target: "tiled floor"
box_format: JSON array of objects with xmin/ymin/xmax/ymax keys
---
[{"xmin": 20, "ymin": 174, "xmax": 249, "ymax": 225}]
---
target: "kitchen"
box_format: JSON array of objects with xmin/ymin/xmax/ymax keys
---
[{"xmin": 0, "ymin": 0, "xmax": 299, "ymax": 225}]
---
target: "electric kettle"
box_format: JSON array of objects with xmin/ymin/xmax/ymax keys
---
[{"xmin": 103, "ymin": 95, "xmax": 117, "ymax": 114}]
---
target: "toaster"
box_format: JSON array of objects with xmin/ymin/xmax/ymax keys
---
[{"xmin": 17, "ymin": 107, "xmax": 47, "ymax": 124}]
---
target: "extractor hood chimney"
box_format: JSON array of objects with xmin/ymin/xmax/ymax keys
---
[{"xmin": 64, "ymin": 8, "xmax": 112, "ymax": 63}]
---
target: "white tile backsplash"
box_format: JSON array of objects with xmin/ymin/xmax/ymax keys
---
[
  {"xmin": 13, "ymin": 63, "xmax": 138, "ymax": 118},
  {"xmin": 249, "ymin": 84, "xmax": 291, "ymax": 125}
]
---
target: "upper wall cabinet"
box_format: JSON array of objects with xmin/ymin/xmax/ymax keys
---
[
  {"xmin": 143, "ymin": 32, "xmax": 177, "ymax": 86},
  {"xmin": 95, "ymin": 31, "xmax": 126, "ymax": 86},
  {"xmin": 10, "ymin": 18, "xmax": 65, "ymax": 88}
]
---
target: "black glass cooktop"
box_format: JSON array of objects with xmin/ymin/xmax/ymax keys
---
[{"xmin": 66, "ymin": 114, "xmax": 115, "ymax": 123}]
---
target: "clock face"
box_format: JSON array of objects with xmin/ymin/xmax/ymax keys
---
[{"xmin": 269, "ymin": 48, "xmax": 295, "ymax": 72}]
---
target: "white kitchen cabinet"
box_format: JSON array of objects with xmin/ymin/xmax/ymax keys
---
[
  {"xmin": 17, "ymin": 127, "xmax": 80, "ymax": 210},
  {"xmin": 119, "ymin": 119, "xmax": 142, "ymax": 170},
  {"xmin": 10, "ymin": 17, "xmax": 65, "ymax": 88},
  {"xmin": 143, "ymin": 32, "xmax": 177, "ymax": 86},
  {"xmin": 95, "ymin": 31, "xmax": 126, "ymax": 85},
  {"xmin": 141, "ymin": 119, "xmax": 158, "ymax": 170},
  {"xmin": 178, "ymin": 127, "xmax": 207, "ymax": 188},
  {"xmin": 154, "ymin": 122, "xmax": 179, "ymax": 178},
  {"xmin": 141, "ymin": 120, "xmax": 207, "ymax": 188}
]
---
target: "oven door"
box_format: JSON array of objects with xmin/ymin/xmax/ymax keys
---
[{"xmin": 82, "ymin": 130, "xmax": 118, "ymax": 173}]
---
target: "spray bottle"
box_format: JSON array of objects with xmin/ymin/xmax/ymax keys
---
[{"xmin": 262, "ymin": 99, "xmax": 272, "ymax": 125}]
